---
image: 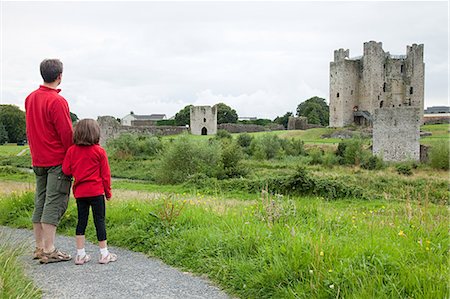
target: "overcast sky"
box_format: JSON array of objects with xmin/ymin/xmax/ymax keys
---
[{"xmin": 1, "ymin": 1, "xmax": 448, "ymax": 120}]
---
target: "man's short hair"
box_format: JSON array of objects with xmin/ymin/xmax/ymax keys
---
[{"xmin": 40, "ymin": 59, "xmax": 63, "ymax": 83}]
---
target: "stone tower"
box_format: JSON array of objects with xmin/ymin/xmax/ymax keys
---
[
  {"xmin": 329, "ymin": 41, "xmax": 424, "ymax": 127},
  {"xmin": 190, "ymin": 105, "xmax": 217, "ymax": 135}
]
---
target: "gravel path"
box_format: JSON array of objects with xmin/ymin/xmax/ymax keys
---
[{"xmin": 1, "ymin": 226, "xmax": 230, "ymax": 299}]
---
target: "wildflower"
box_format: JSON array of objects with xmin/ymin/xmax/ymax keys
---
[
  {"xmin": 417, "ymin": 239, "xmax": 422, "ymax": 246},
  {"xmin": 329, "ymin": 284, "xmax": 335, "ymax": 289},
  {"xmin": 328, "ymin": 269, "xmax": 333, "ymax": 273},
  {"xmin": 382, "ymin": 205, "xmax": 385, "ymax": 209},
  {"xmin": 426, "ymin": 247, "xmax": 430, "ymax": 251},
  {"xmin": 398, "ymin": 230, "xmax": 406, "ymax": 237},
  {"xmin": 320, "ymin": 251, "xmax": 324, "ymax": 256},
  {"xmin": 426, "ymin": 240, "xmax": 431, "ymax": 245},
  {"xmin": 309, "ymin": 270, "xmax": 313, "ymax": 274}
]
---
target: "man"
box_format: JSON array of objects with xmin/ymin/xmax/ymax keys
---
[{"xmin": 25, "ymin": 59, "xmax": 74, "ymax": 263}]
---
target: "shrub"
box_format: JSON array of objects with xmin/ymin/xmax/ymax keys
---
[
  {"xmin": 396, "ymin": 163, "xmax": 413, "ymax": 176},
  {"xmin": 337, "ymin": 138, "xmax": 369, "ymax": 165},
  {"xmin": 237, "ymin": 133, "xmax": 253, "ymax": 148},
  {"xmin": 307, "ymin": 148, "xmax": 323, "ymax": 165},
  {"xmin": 106, "ymin": 134, "xmax": 163, "ymax": 159},
  {"xmin": 281, "ymin": 138, "xmax": 305, "ymax": 156},
  {"xmin": 155, "ymin": 136, "xmax": 222, "ymax": 184},
  {"xmin": 220, "ymin": 140, "xmax": 247, "ymax": 178},
  {"xmin": 429, "ymin": 141, "xmax": 449, "ymax": 170},
  {"xmin": 250, "ymin": 134, "xmax": 283, "ymax": 160},
  {"xmin": 215, "ymin": 129, "xmax": 232, "ymax": 140},
  {"xmin": 361, "ymin": 155, "xmax": 385, "ymax": 170}
]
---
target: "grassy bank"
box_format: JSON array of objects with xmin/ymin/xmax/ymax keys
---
[
  {"xmin": 1, "ymin": 191, "xmax": 448, "ymax": 298},
  {"xmin": 0, "ymin": 231, "xmax": 41, "ymax": 298}
]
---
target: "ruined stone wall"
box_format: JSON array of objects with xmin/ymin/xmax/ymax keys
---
[
  {"xmin": 287, "ymin": 116, "xmax": 323, "ymax": 130},
  {"xmin": 218, "ymin": 123, "xmax": 268, "ymax": 133},
  {"xmin": 372, "ymin": 107, "xmax": 421, "ymax": 161},
  {"xmin": 190, "ymin": 106, "xmax": 217, "ymax": 135},
  {"xmin": 97, "ymin": 116, "xmax": 187, "ymax": 146}
]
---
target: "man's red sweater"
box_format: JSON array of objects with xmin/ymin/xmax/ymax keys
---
[
  {"xmin": 62, "ymin": 144, "xmax": 112, "ymax": 199},
  {"xmin": 25, "ymin": 85, "xmax": 73, "ymax": 167}
]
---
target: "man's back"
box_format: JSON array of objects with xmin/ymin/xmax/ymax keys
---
[{"xmin": 25, "ymin": 85, "xmax": 73, "ymax": 167}]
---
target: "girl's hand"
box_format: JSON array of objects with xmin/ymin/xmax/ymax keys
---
[{"xmin": 106, "ymin": 196, "xmax": 112, "ymax": 201}]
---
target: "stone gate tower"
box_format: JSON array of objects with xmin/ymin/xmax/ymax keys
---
[
  {"xmin": 190, "ymin": 105, "xmax": 217, "ymax": 135},
  {"xmin": 329, "ymin": 41, "xmax": 424, "ymax": 127}
]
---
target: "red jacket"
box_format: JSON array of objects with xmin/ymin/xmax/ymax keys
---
[
  {"xmin": 25, "ymin": 85, "xmax": 73, "ymax": 167},
  {"xmin": 62, "ymin": 144, "xmax": 112, "ymax": 199}
]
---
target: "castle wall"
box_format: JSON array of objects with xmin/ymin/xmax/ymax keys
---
[
  {"xmin": 372, "ymin": 107, "xmax": 421, "ymax": 161},
  {"xmin": 97, "ymin": 116, "xmax": 187, "ymax": 146},
  {"xmin": 360, "ymin": 41, "xmax": 385, "ymax": 114},
  {"xmin": 329, "ymin": 41, "xmax": 424, "ymax": 128},
  {"xmin": 329, "ymin": 49, "xmax": 359, "ymax": 127},
  {"xmin": 406, "ymin": 44, "xmax": 425, "ymax": 122},
  {"xmin": 190, "ymin": 106, "xmax": 217, "ymax": 135}
]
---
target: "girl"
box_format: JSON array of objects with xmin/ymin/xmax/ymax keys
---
[{"xmin": 62, "ymin": 119, "xmax": 117, "ymax": 265}]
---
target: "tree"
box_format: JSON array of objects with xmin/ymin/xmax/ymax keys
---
[
  {"xmin": 216, "ymin": 103, "xmax": 238, "ymax": 124},
  {"xmin": 0, "ymin": 122, "xmax": 8, "ymax": 144},
  {"xmin": 0, "ymin": 105, "xmax": 26, "ymax": 143},
  {"xmin": 274, "ymin": 112, "xmax": 293, "ymax": 129},
  {"xmin": 296, "ymin": 97, "xmax": 329, "ymax": 126},
  {"xmin": 70, "ymin": 112, "xmax": 79, "ymax": 123},
  {"xmin": 174, "ymin": 105, "xmax": 193, "ymax": 126}
]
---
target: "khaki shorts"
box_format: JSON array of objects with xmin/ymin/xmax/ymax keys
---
[{"xmin": 32, "ymin": 165, "xmax": 72, "ymax": 226}]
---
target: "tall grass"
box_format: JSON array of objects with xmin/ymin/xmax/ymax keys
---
[
  {"xmin": 1, "ymin": 191, "xmax": 448, "ymax": 298},
  {"xmin": 0, "ymin": 230, "xmax": 41, "ymax": 298}
]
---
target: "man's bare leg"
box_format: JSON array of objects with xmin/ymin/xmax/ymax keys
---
[
  {"xmin": 33, "ymin": 222, "xmax": 44, "ymax": 249},
  {"xmin": 42, "ymin": 223, "xmax": 56, "ymax": 253}
]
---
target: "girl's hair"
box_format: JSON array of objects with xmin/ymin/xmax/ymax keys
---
[{"xmin": 73, "ymin": 119, "xmax": 101, "ymax": 145}]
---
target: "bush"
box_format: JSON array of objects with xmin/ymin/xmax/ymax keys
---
[
  {"xmin": 336, "ymin": 138, "xmax": 369, "ymax": 166},
  {"xmin": 237, "ymin": 133, "xmax": 253, "ymax": 148},
  {"xmin": 396, "ymin": 163, "xmax": 413, "ymax": 176},
  {"xmin": 429, "ymin": 141, "xmax": 449, "ymax": 170},
  {"xmin": 250, "ymin": 134, "xmax": 283, "ymax": 160},
  {"xmin": 361, "ymin": 155, "xmax": 385, "ymax": 170},
  {"xmin": 220, "ymin": 140, "xmax": 247, "ymax": 178},
  {"xmin": 307, "ymin": 148, "xmax": 323, "ymax": 165},
  {"xmin": 155, "ymin": 136, "xmax": 222, "ymax": 184},
  {"xmin": 215, "ymin": 129, "xmax": 232, "ymax": 140},
  {"xmin": 106, "ymin": 134, "xmax": 163, "ymax": 159},
  {"xmin": 281, "ymin": 138, "xmax": 305, "ymax": 157}
]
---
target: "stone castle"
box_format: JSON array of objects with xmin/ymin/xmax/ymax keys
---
[{"xmin": 329, "ymin": 41, "xmax": 424, "ymax": 127}]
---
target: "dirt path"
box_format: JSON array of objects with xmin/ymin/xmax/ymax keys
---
[{"xmin": 1, "ymin": 226, "xmax": 230, "ymax": 299}]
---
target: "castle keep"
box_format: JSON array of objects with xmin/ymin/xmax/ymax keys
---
[{"xmin": 329, "ymin": 41, "xmax": 424, "ymax": 127}]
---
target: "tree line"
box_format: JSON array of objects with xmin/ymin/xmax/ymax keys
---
[
  {"xmin": 0, "ymin": 97, "xmax": 328, "ymax": 144},
  {"xmin": 162, "ymin": 97, "xmax": 329, "ymax": 128}
]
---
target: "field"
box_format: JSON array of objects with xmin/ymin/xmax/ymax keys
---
[{"xmin": 0, "ymin": 124, "xmax": 448, "ymax": 298}]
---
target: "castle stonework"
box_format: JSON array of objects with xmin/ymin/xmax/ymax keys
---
[
  {"xmin": 373, "ymin": 107, "xmax": 421, "ymax": 161},
  {"xmin": 329, "ymin": 41, "xmax": 424, "ymax": 127},
  {"xmin": 190, "ymin": 106, "xmax": 217, "ymax": 135}
]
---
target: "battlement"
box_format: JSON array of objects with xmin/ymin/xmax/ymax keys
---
[{"xmin": 334, "ymin": 48, "xmax": 349, "ymax": 62}]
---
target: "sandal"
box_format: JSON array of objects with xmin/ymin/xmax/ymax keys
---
[
  {"xmin": 39, "ymin": 249, "xmax": 72, "ymax": 264},
  {"xmin": 99, "ymin": 253, "xmax": 117, "ymax": 264},
  {"xmin": 75, "ymin": 254, "xmax": 91, "ymax": 265},
  {"xmin": 33, "ymin": 247, "xmax": 44, "ymax": 260}
]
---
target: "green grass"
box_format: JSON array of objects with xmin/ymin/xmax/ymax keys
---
[
  {"xmin": 420, "ymin": 124, "xmax": 450, "ymax": 145},
  {"xmin": 0, "ymin": 191, "xmax": 447, "ymax": 298},
  {"xmin": 0, "ymin": 230, "xmax": 41, "ymax": 298},
  {"xmin": 0, "ymin": 144, "xmax": 29, "ymax": 156}
]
